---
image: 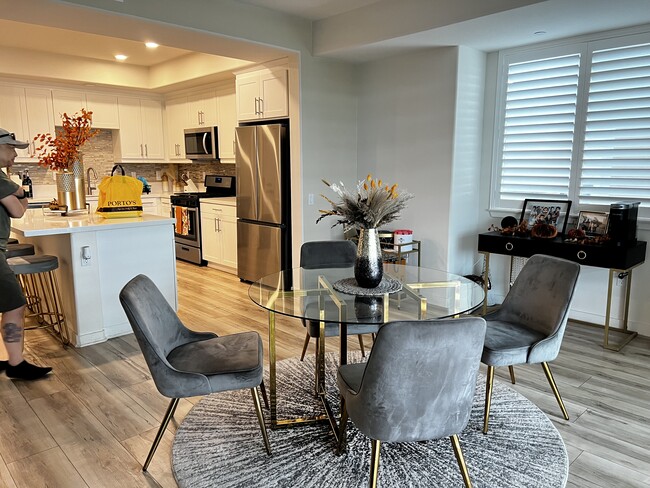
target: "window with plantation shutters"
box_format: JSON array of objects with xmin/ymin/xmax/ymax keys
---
[
  {"xmin": 580, "ymin": 42, "xmax": 650, "ymax": 207},
  {"xmin": 491, "ymin": 31, "xmax": 650, "ymax": 218}
]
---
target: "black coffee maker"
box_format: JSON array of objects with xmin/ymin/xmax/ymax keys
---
[{"xmin": 608, "ymin": 202, "xmax": 640, "ymax": 246}]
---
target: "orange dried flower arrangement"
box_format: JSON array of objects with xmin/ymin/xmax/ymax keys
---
[{"xmin": 33, "ymin": 108, "xmax": 99, "ymax": 171}]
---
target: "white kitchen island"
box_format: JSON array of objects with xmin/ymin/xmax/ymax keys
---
[{"xmin": 11, "ymin": 209, "xmax": 177, "ymax": 347}]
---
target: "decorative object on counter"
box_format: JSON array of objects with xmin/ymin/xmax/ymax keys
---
[
  {"xmin": 55, "ymin": 159, "xmax": 87, "ymax": 211},
  {"xmin": 530, "ymin": 222, "xmax": 558, "ymax": 239},
  {"xmin": 520, "ymin": 198, "xmax": 572, "ymax": 236},
  {"xmin": 488, "ymin": 219, "xmax": 530, "ymax": 236},
  {"xmin": 501, "ymin": 215, "xmax": 518, "ymax": 229},
  {"xmin": 333, "ymin": 274, "xmax": 402, "ymax": 296},
  {"xmin": 33, "ymin": 109, "xmax": 98, "ymax": 211},
  {"xmin": 96, "ymin": 165, "xmax": 144, "ymax": 218},
  {"xmin": 137, "ymin": 176, "xmax": 152, "ymax": 194},
  {"xmin": 577, "ymin": 210, "xmax": 609, "ymax": 236},
  {"xmin": 317, "ymin": 174, "xmax": 413, "ymax": 288}
]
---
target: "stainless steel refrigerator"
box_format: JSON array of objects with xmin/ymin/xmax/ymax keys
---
[{"xmin": 236, "ymin": 123, "xmax": 291, "ymax": 282}]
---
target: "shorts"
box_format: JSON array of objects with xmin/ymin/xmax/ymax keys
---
[{"xmin": 0, "ymin": 252, "xmax": 26, "ymax": 313}]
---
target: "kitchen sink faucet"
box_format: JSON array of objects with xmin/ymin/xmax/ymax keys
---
[{"xmin": 86, "ymin": 167, "xmax": 98, "ymax": 195}]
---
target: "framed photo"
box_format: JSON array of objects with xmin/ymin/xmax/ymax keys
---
[
  {"xmin": 577, "ymin": 211, "xmax": 609, "ymax": 236},
  {"xmin": 520, "ymin": 199, "xmax": 572, "ymax": 235}
]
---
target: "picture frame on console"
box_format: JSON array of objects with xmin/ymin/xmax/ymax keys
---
[
  {"xmin": 577, "ymin": 210, "xmax": 609, "ymax": 236},
  {"xmin": 520, "ymin": 199, "xmax": 572, "ymax": 236}
]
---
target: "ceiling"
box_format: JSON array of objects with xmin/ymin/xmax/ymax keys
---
[{"xmin": 0, "ymin": 0, "xmax": 649, "ymax": 88}]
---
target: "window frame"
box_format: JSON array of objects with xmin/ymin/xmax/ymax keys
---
[{"xmin": 490, "ymin": 28, "xmax": 650, "ymax": 219}]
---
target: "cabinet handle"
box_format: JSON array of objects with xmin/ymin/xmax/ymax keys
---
[
  {"xmin": 259, "ymin": 97, "xmax": 264, "ymax": 116},
  {"xmin": 255, "ymin": 97, "xmax": 259, "ymax": 115},
  {"xmin": 145, "ymin": 144, "xmax": 148, "ymax": 157},
  {"xmin": 217, "ymin": 218, "xmax": 221, "ymax": 233},
  {"xmin": 214, "ymin": 218, "xmax": 218, "ymax": 232},
  {"xmin": 140, "ymin": 144, "xmax": 144, "ymax": 157}
]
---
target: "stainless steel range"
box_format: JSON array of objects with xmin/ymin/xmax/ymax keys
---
[{"xmin": 171, "ymin": 175, "xmax": 236, "ymax": 265}]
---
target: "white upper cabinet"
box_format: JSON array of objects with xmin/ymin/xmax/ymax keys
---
[
  {"xmin": 115, "ymin": 97, "xmax": 165, "ymax": 162},
  {"xmin": 187, "ymin": 90, "xmax": 218, "ymax": 127},
  {"xmin": 51, "ymin": 89, "xmax": 85, "ymax": 123},
  {"xmin": 236, "ymin": 67, "xmax": 288, "ymax": 121},
  {"xmin": 23, "ymin": 88, "xmax": 56, "ymax": 160},
  {"xmin": 0, "ymin": 85, "xmax": 55, "ymax": 162},
  {"xmin": 52, "ymin": 89, "xmax": 119, "ymax": 129},
  {"xmin": 164, "ymin": 96, "xmax": 189, "ymax": 161},
  {"xmin": 216, "ymin": 87, "xmax": 237, "ymax": 161},
  {"xmin": 85, "ymin": 93, "xmax": 119, "ymax": 129}
]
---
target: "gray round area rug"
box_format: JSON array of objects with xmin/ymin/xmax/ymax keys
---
[{"xmin": 172, "ymin": 353, "xmax": 568, "ymax": 488}]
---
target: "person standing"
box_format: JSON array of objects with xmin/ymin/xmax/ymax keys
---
[{"xmin": 0, "ymin": 128, "xmax": 51, "ymax": 380}]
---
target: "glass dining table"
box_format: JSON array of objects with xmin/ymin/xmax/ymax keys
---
[{"xmin": 249, "ymin": 263, "xmax": 486, "ymax": 435}]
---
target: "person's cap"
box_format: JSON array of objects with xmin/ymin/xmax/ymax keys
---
[{"xmin": 0, "ymin": 129, "xmax": 29, "ymax": 149}]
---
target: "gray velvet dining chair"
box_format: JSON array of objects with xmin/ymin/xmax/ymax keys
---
[
  {"xmin": 119, "ymin": 274, "xmax": 271, "ymax": 472},
  {"xmin": 299, "ymin": 240, "xmax": 380, "ymax": 365},
  {"xmin": 337, "ymin": 317, "xmax": 486, "ymax": 488},
  {"xmin": 482, "ymin": 254, "xmax": 580, "ymax": 434}
]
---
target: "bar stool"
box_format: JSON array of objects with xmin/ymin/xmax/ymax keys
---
[
  {"xmin": 5, "ymin": 243, "xmax": 35, "ymax": 258},
  {"xmin": 7, "ymin": 254, "xmax": 70, "ymax": 346}
]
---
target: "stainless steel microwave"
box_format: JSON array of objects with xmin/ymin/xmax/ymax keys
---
[{"xmin": 184, "ymin": 127, "xmax": 219, "ymax": 160}]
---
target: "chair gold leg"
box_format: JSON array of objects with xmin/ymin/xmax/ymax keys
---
[
  {"xmin": 143, "ymin": 398, "xmax": 179, "ymax": 472},
  {"xmin": 508, "ymin": 365, "xmax": 516, "ymax": 384},
  {"xmin": 251, "ymin": 388, "xmax": 272, "ymax": 455},
  {"xmin": 483, "ymin": 365, "xmax": 495, "ymax": 434},
  {"xmin": 299, "ymin": 332, "xmax": 310, "ymax": 361},
  {"xmin": 450, "ymin": 434, "xmax": 473, "ymax": 488},
  {"xmin": 358, "ymin": 334, "xmax": 366, "ymax": 357},
  {"xmin": 337, "ymin": 398, "xmax": 349, "ymax": 455},
  {"xmin": 259, "ymin": 381, "xmax": 269, "ymax": 410},
  {"xmin": 541, "ymin": 362, "xmax": 569, "ymax": 420},
  {"xmin": 369, "ymin": 439, "xmax": 381, "ymax": 488}
]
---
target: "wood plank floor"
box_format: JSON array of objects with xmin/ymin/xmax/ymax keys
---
[{"xmin": 1, "ymin": 260, "xmax": 649, "ymax": 487}]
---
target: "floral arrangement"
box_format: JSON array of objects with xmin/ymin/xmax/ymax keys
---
[
  {"xmin": 33, "ymin": 108, "xmax": 99, "ymax": 171},
  {"xmin": 317, "ymin": 174, "xmax": 413, "ymax": 229}
]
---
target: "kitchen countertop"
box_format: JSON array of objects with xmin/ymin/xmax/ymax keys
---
[{"xmin": 12, "ymin": 208, "xmax": 174, "ymax": 237}]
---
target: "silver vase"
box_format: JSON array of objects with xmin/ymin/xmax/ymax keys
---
[{"xmin": 354, "ymin": 228, "xmax": 383, "ymax": 288}]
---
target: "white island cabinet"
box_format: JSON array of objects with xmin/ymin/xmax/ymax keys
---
[{"xmin": 11, "ymin": 210, "xmax": 177, "ymax": 347}]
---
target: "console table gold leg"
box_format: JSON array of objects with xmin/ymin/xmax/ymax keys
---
[
  {"xmin": 603, "ymin": 268, "xmax": 638, "ymax": 352},
  {"xmin": 481, "ymin": 252, "xmax": 490, "ymax": 316}
]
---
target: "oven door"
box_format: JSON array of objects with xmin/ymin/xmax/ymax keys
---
[{"xmin": 171, "ymin": 204, "xmax": 201, "ymax": 246}]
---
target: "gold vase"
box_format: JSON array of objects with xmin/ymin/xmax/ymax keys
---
[{"xmin": 56, "ymin": 160, "xmax": 86, "ymax": 211}]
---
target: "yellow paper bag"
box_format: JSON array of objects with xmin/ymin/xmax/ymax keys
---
[{"xmin": 96, "ymin": 165, "xmax": 144, "ymax": 218}]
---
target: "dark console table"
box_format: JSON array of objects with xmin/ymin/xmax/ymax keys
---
[{"xmin": 478, "ymin": 231, "xmax": 647, "ymax": 351}]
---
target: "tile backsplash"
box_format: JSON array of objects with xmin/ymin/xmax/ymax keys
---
[{"xmin": 11, "ymin": 129, "xmax": 235, "ymax": 191}]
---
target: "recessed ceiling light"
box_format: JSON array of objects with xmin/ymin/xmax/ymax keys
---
[
  {"xmin": 114, "ymin": 54, "xmax": 128, "ymax": 61},
  {"xmin": 145, "ymin": 42, "xmax": 159, "ymax": 49},
  {"xmin": 534, "ymin": 31, "xmax": 547, "ymax": 36}
]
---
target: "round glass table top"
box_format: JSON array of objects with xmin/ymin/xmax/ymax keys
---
[{"xmin": 249, "ymin": 264, "xmax": 485, "ymax": 325}]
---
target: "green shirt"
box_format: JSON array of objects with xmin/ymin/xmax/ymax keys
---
[{"xmin": 0, "ymin": 169, "xmax": 20, "ymax": 251}]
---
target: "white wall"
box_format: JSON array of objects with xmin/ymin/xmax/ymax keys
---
[
  {"xmin": 448, "ymin": 47, "xmax": 486, "ymax": 275},
  {"xmin": 356, "ymin": 47, "xmax": 485, "ymax": 274}
]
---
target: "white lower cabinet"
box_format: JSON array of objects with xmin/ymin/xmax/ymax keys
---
[{"xmin": 200, "ymin": 201, "xmax": 237, "ymax": 272}]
